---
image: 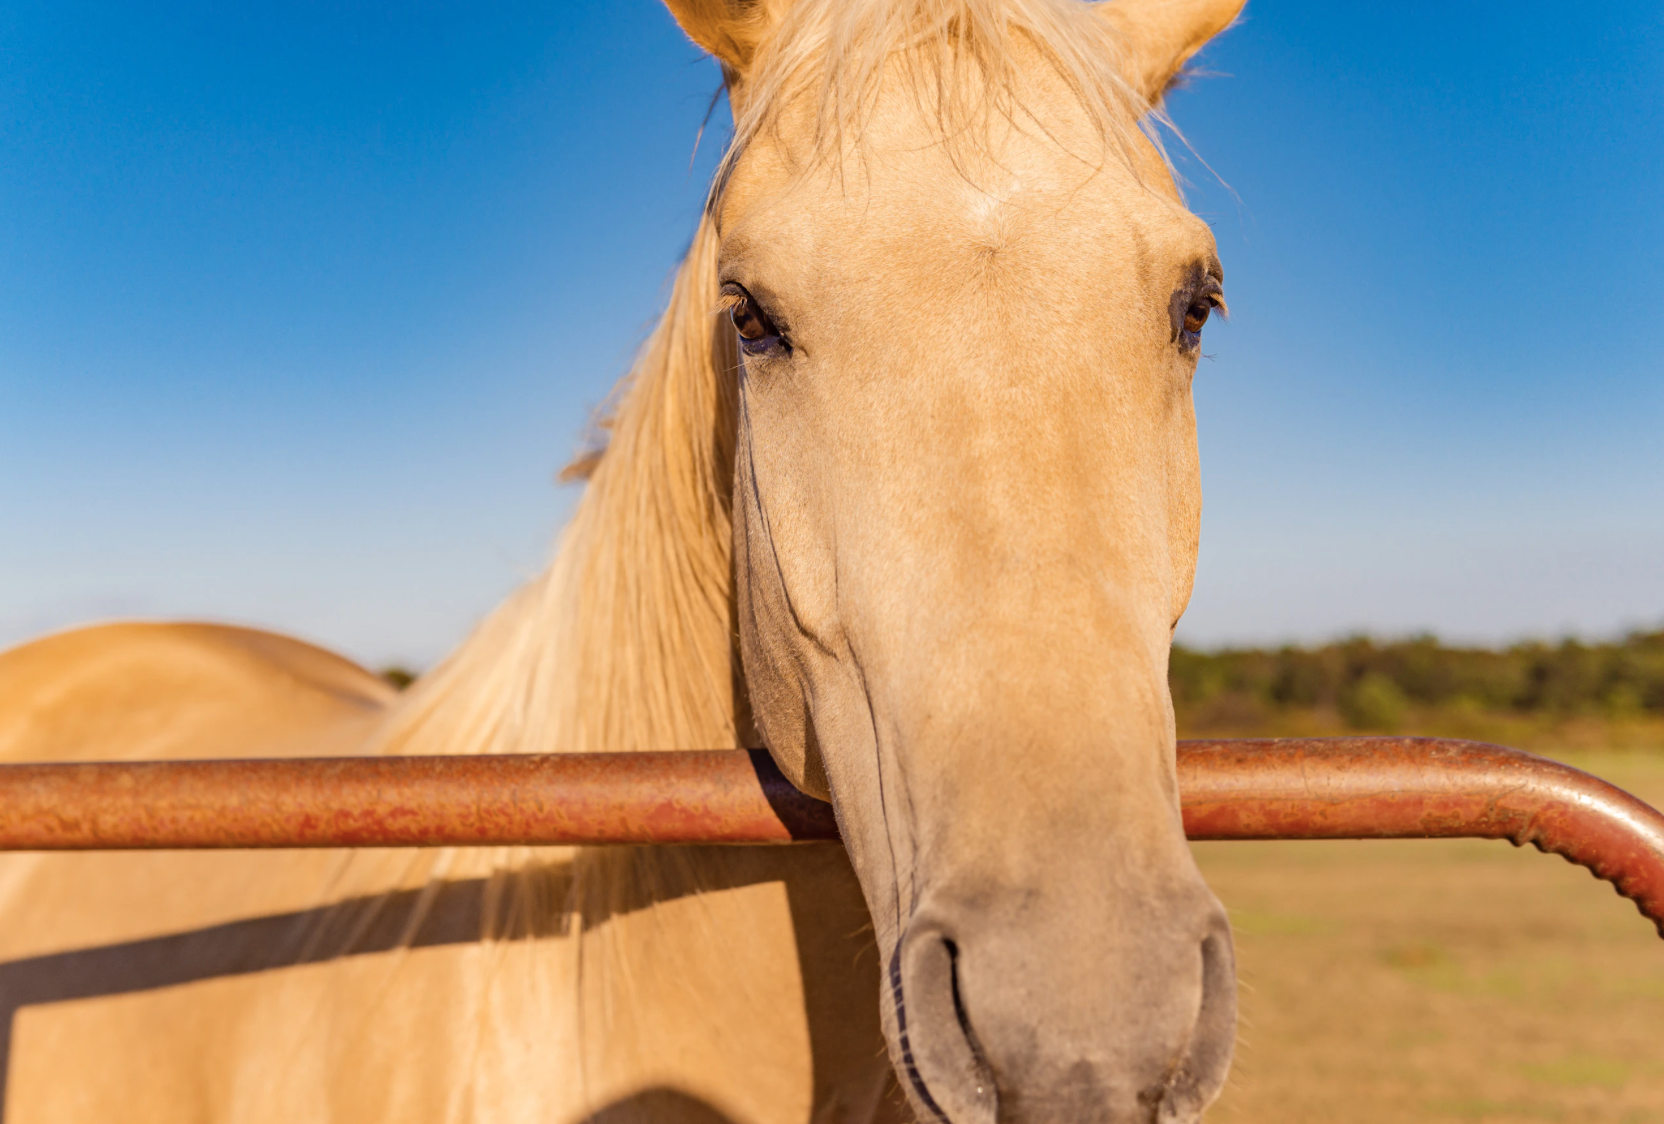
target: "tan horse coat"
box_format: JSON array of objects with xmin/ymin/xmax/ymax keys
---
[{"xmin": 0, "ymin": 0, "xmax": 1245, "ymax": 1119}]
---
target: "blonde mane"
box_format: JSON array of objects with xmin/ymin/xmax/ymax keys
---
[
  {"xmin": 370, "ymin": 214, "xmax": 741, "ymax": 760},
  {"xmin": 311, "ymin": 215, "xmax": 745, "ymax": 1075}
]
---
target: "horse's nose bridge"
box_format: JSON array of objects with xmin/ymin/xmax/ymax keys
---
[
  {"xmin": 854, "ymin": 586, "xmax": 1177, "ymax": 771},
  {"xmin": 842, "ymin": 354, "xmax": 1169, "ymax": 597}
]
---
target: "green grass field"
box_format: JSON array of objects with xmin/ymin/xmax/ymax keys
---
[{"xmin": 1195, "ymin": 752, "xmax": 1664, "ymax": 1124}]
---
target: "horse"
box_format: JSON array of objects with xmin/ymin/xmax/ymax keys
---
[{"xmin": 0, "ymin": 0, "xmax": 1244, "ymax": 1120}]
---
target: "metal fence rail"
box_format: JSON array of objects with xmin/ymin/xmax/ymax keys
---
[
  {"xmin": 0, "ymin": 737, "xmax": 1658, "ymax": 936},
  {"xmin": 1178, "ymin": 738, "xmax": 1664, "ymax": 937}
]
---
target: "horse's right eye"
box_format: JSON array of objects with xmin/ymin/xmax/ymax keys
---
[
  {"xmin": 730, "ymin": 294, "xmax": 777, "ymax": 342},
  {"xmin": 724, "ymin": 284, "xmax": 787, "ymax": 356}
]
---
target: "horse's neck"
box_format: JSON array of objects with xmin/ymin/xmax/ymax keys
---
[{"xmin": 377, "ymin": 217, "xmax": 742, "ymax": 758}]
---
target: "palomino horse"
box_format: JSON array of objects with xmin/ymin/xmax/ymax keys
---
[{"xmin": 0, "ymin": 0, "xmax": 1244, "ymax": 1120}]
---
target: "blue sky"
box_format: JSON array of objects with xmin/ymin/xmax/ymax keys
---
[{"xmin": 2, "ymin": 0, "xmax": 1660, "ymax": 668}]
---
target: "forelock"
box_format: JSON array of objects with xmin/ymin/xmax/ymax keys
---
[{"xmin": 712, "ymin": 0, "xmax": 1176, "ymax": 205}]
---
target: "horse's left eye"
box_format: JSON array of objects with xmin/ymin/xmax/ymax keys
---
[{"xmin": 1171, "ymin": 274, "xmax": 1225, "ymax": 349}]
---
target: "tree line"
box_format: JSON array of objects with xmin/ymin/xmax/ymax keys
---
[{"xmin": 1170, "ymin": 629, "xmax": 1664, "ymax": 731}]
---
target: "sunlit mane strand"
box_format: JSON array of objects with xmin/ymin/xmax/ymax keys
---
[{"xmin": 294, "ymin": 213, "xmax": 742, "ymax": 1067}]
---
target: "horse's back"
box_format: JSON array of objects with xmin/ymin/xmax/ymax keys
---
[
  {"xmin": 0, "ymin": 621, "xmax": 393, "ymax": 763},
  {"xmin": 0, "ymin": 623, "xmax": 426, "ymax": 1123},
  {"xmin": 0, "ymin": 624, "xmax": 883, "ymax": 1124}
]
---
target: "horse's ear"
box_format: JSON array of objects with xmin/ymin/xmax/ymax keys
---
[
  {"xmin": 1100, "ymin": 0, "xmax": 1246, "ymax": 105},
  {"xmin": 660, "ymin": 0, "xmax": 788, "ymax": 74}
]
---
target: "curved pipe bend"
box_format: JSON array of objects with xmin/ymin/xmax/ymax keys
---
[{"xmin": 1176, "ymin": 737, "xmax": 1664, "ymax": 939}]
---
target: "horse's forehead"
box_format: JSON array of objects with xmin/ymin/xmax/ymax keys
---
[
  {"xmin": 726, "ymin": 131, "xmax": 1174, "ymax": 265},
  {"xmin": 723, "ymin": 92, "xmax": 1194, "ymax": 278}
]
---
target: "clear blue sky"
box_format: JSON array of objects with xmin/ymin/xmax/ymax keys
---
[{"xmin": 3, "ymin": 0, "xmax": 1660, "ymax": 668}]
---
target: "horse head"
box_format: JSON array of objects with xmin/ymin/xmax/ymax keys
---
[{"xmin": 663, "ymin": 1, "xmax": 1243, "ymax": 1121}]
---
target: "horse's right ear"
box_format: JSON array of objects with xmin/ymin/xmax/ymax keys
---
[
  {"xmin": 660, "ymin": 0, "xmax": 788, "ymax": 74},
  {"xmin": 1100, "ymin": 0, "xmax": 1247, "ymax": 105}
]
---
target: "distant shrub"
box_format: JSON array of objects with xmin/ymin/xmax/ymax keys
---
[
  {"xmin": 380, "ymin": 666, "xmax": 417, "ymax": 690},
  {"xmin": 1340, "ymin": 673, "xmax": 1408, "ymax": 731}
]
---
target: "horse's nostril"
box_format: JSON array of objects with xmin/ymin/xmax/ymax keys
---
[
  {"xmin": 1155, "ymin": 916, "xmax": 1238, "ymax": 1122},
  {"xmin": 893, "ymin": 926, "xmax": 999, "ymax": 1124},
  {"xmin": 944, "ymin": 940, "xmax": 995, "ymax": 1098}
]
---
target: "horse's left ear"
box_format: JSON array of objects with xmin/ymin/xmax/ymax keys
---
[
  {"xmin": 660, "ymin": 0, "xmax": 790, "ymax": 75},
  {"xmin": 1100, "ymin": 0, "xmax": 1247, "ymax": 105}
]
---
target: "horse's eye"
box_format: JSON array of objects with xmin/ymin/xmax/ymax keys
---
[
  {"xmin": 730, "ymin": 294, "xmax": 777, "ymax": 342},
  {"xmin": 1171, "ymin": 272, "xmax": 1225, "ymax": 349}
]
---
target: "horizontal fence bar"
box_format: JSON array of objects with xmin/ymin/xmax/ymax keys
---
[
  {"xmin": 0, "ymin": 750, "xmax": 838, "ymax": 849},
  {"xmin": 0, "ymin": 738, "xmax": 1658, "ymax": 936}
]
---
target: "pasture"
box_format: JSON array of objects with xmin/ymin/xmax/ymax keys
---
[{"xmin": 1196, "ymin": 751, "xmax": 1664, "ymax": 1124}]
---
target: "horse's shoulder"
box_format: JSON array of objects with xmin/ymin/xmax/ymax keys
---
[{"xmin": 0, "ymin": 622, "xmax": 393, "ymax": 762}]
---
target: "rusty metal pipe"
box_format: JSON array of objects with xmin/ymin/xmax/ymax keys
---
[
  {"xmin": 0, "ymin": 738, "xmax": 1658, "ymax": 937},
  {"xmin": 1177, "ymin": 738, "xmax": 1664, "ymax": 939},
  {"xmin": 0, "ymin": 751, "xmax": 839, "ymax": 849}
]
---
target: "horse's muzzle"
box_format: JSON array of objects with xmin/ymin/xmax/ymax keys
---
[{"xmin": 890, "ymin": 889, "xmax": 1235, "ymax": 1124}]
